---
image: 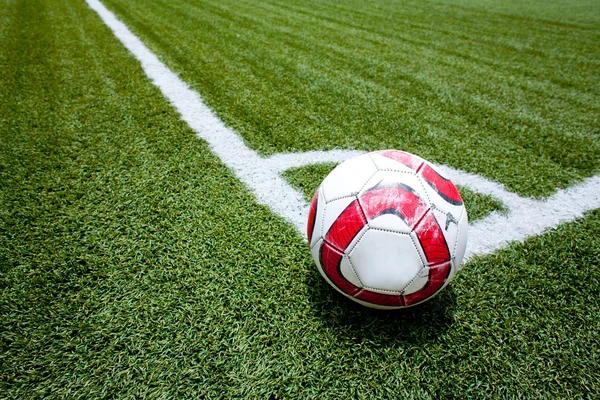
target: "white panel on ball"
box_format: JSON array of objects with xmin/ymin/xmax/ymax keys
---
[
  {"xmin": 310, "ymin": 238, "xmax": 327, "ymax": 279},
  {"xmin": 339, "ymin": 255, "xmax": 363, "ymax": 288},
  {"xmin": 417, "ymin": 162, "xmax": 465, "ymax": 213},
  {"xmin": 452, "ymin": 211, "xmax": 469, "ymax": 273},
  {"xmin": 320, "ymin": 154, "xmax": 378, "ymax": 203},
  {"xmin": 367, "ymin": 213, "xmax": 412, "ymax": 234},
  {"xmin": 423, "ymin": 160, "xmax": 449, "ymax": 179},
  {"xmin": 402, "ymin": 266, "xmax": 429, "ymax": 295},
  {"xmin": 349, "ymin": 229, "xmax": 423, "ymax": 293}
]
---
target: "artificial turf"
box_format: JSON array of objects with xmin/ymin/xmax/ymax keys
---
[
  {"xmin": 1, "ymin": 0, "xmax": 599, "ymax": 398},
  {"xmin": 102, "ymin": 0, "xmax": 600, "ymax": 198}
]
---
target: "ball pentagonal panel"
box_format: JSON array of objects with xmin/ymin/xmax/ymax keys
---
[{"xmin": 348, "ymin": 228, "xmax": 424, "ymax": 294}]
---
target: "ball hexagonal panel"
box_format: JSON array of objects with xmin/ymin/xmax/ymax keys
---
[
  {"xmin": 417, "ymin": 162, "xmax": 465, "ymax": 211},
  {"xmin": 310, "ymin": 237, "xmax": 325, "ymax": 277},
  {"xmin": 339, "ymin": 254, "xmax": 363, "ymax": 288},
  {"xmin": 348, "ymin": 228, "xmax": 424, "ymax": 294},
  {"xmin": 320, "ymin": 153, "xmax": 378, "ymax": 203},
  {"xmin": 448, "ymin": 210, "xmax": 469, "ymax": 278}
]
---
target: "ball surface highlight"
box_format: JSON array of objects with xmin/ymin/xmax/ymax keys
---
[{"xmin": 307, "ymin": 150, "xmax": 468, "ymax": 309}]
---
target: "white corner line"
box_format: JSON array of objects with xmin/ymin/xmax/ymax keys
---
[
  {"xmin": 85, "ymin": 0, "xmax": 312, "ymax": 232},
  {"xmin": 264, "ymin": 150, "xmax": 366, "ymax": 173},
  {"xmin": 86, "ymin": 0, "xmax": 600, "ymax": 260},
  {"xmin": 464, "ymin": 175, "xmax": 600, "ymax": 261}
]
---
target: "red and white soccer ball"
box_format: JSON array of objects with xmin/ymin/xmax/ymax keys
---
[{"xmin": 307, "ymin": 150, "xmax": 468, "ymax": 309}]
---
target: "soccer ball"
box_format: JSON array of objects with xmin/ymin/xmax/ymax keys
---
[{"xmin": 307, "ymin": 150, "xmax": 468, "ymax": 309}]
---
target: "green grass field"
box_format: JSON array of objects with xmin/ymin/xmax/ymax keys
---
[{"xmin": 1, "ymin": 0, "xmax": 599, "ymax": 398}]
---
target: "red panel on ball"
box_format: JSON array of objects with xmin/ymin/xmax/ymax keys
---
[
  {"xmin": 413, "ymin": 210, "xmax": 451, "ymax": 265},
  {"xmin": 419, "ymin": 164, "xmax": 463, "ymax": 205},
  {"xmin": 359, "ymin": 185, "xmax": 429, "ymax": 230},
  {"xmin": 307, "ymin": 190, "xmax": 319, "ymax": 243},
  {"xmin": 354, "ymin": 289, "xmax": 405, "ymax": 307},
  {"xmin": 379, "ymin": 149, "xmax": 463, "ymax": 206},
  {"xmin": 403, "ymin": 262, "xmax": 452, "ymax": 306},
  {"xmin": 320, "ymin": 242, "xmax": 361, "ymax": 296},
  {"xmin": 378, "ymin": 149, "xmax": 424, "ymax": 171},
  {"xmin": 325, "ymin": 200, "xmax": 367, "ymax": 252}
]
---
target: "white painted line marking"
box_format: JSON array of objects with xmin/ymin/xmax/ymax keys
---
[
  {"xmin": 87, "ymin": 0, "xmax": 600, "ymax": 261},
  {"xmin": 264, "ymin": 150, "xmax": 365, "ymax": 173},
  {"xmin": 86, "ymin": 0, "xmax": 309, "ymax": 231},
  {"xmin": 439, "ymin": 172, "xmax": 600, "ymax": 261}
]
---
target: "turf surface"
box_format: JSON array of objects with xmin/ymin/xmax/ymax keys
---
[
  {"xmin": 102, "ymin": 0, "xmax": 600, "ymax": 197},
  {"xmin": 1, "ymin": 0, "xmax": 599, "ymax": 398}
]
